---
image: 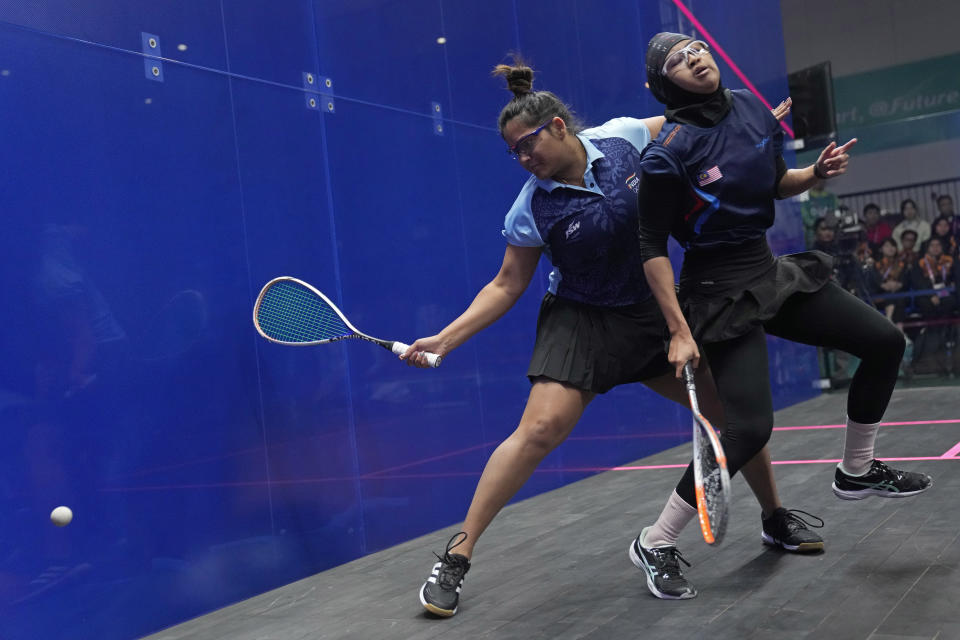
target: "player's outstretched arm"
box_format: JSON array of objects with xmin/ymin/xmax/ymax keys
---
[
  {"xmin": 777, "ymin": 138, "xmax": 857, "ymax": 199},
  {"xmin": 401, "ymin": 244, "xmax": 541, "ymax": 368}
]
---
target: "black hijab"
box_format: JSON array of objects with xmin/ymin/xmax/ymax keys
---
[{"xmin": 645, "ymin": 32, "xmax": 732, "ymax": 127}]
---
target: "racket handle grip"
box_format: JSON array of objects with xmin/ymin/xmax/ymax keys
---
[
  {"xmin": 391, "ymin": 342, "xmax": 443, "ymax": 368},
  {"xmin": 682, "ymin": 362, "xmax": 695, "ymax": 387}
]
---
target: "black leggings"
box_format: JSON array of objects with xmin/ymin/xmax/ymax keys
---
[{"xmin": 675, "ymin": 281, "xmax": 905, "ymax": 507}]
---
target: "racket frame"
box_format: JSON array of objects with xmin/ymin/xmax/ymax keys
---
[
  {"xmin": 683, "ymin": 362, "xmax": 731, "ymax": 545},
  {"xmin": 252, "ymin": 276, "xmax": 441, "ymax": 367}
]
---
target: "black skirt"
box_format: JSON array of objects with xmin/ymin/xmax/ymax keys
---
[
  {"xmin": 527, "ymin": 293, "xmax": 672, "ymax": 394},
  {"xmin": 679, "ymin": 237, "xmax": 834, "ymax": 344}
]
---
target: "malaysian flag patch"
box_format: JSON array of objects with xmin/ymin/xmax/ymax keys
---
[{"xmin": 697, "ymin": 165, "xmax": 723, "ymax": 186}]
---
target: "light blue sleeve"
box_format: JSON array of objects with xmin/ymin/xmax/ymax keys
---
[
  {"xmin": 501, "ymin": 178, "xmax": 545, "ymax": 246},
  {"xmin": 586, "ymin": 117, "xmax": 652, "ymax": 154}
]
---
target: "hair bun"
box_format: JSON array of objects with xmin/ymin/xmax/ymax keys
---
[{"xmin": 492, "ymin": 62, "xmax": 534, "ymax": 98}]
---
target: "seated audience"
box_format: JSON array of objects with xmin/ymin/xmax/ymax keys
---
[
  {"xmin": 899, "ymin": 229, "xmax": 920, "ymax": 267},
  {"xmin": 862, "ymin": 202, "xmax": 892, "ymax": 253},
  {"xmin": 936, "ymin": 194, "xmax": 959, "ymax": 237},
  {"xmin": 801, "ymin": 181, "xmax": 839, "ymax": 249},
  {"xmin": 929, "ymin": 215, "xmax": 958, "ymax": 258},
  {"xmin": 910, "ymin": 237, "xmax": 956, "ymax": 319},
  {"xmin": 814, "ymin": 217, "xmax": 872, "ymax": 298},
  {"xmin": 870, "ymin": 237, "xmax": 908, "ymax": 323},
  {"xmin": 908, "ymin": 236, "xmax": 957, "ymax": 374},
  {"xmin": 812, "ymin": 216, "xmax": 838, "ymax": 255},
  {"xmin": 893, "ymin": 198, "xmax": 931, "ymax": 249}
]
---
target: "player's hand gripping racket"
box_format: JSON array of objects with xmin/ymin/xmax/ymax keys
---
[
  {"xmin": 683, "ymin": 362, "xmax": 731, "ymax": 545},
  {"xmin": 253, "ymin": 276, "xmax": 442, "ymax": 367}
]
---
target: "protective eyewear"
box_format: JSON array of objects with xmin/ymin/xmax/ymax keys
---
[
  {"xmin": 506, "ymin": 121, "xmax": 550, "ymax": 160},
  {"xmin": 662, "ymin": 40, "xmax": 710, "ymax": 75}
]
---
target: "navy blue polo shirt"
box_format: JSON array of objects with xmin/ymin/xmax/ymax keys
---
[
  {"xmin": 502, "ymin": 117, "xmax": 653, "ymax": 306},
  {"xmin": 637, "ymin": 90, "xmax": 784, "ymax": 254}
]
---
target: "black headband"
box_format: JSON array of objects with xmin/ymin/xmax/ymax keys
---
[
  {"xmin": 645, "ymin": 32, "xmax": 691, "ymax": 105},
  {"xmin": 645, "ymin": 31, "xmax": 732, "ymax": 127}
]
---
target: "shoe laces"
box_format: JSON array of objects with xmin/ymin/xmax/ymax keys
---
[
  {"xmin": 651, "ymin": 546, "xmax": 691, "ymax": 579},
  {"xmin": 434, "ymin": 532, "xmax": 469, "ymax": 590},
  {"xmin": 779, "ymin": 509, "xmax": 824, "ymax": 533},
  {"xmin": 869, "ymin": 459, "xmax": 901, "ymax": 480}
]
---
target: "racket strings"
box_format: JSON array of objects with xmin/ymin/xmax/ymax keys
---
[
  {"xmin": 257, "ymin": 281, "xmax": 351, "ymax": 343},
  {"xmin": 698, "ymin": 437, "xmax": 725, "ymax": 530}
]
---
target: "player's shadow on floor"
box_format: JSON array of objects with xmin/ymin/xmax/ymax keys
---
[{"xmin": 707, "ymin": 544, "xmax": 825, "ymax": 595}]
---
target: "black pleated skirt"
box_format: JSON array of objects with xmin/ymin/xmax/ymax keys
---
[
  {"xmin": 679, "ymin": 237, "xmax": 834, "ymax": 344},
  {"xmin": 527, "ymin": 292, "xmax": 672, "ymax": 394}
]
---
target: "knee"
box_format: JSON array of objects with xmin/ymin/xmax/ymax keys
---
[
  {"xmin": 723, "ymin": 416, "xmax": 773, "ymax": 467},
  {"xmin": 516, "ymin": 414, "xmax": 569, "ymax": 457},
  {"xmin": 741, "ymin": 423, "xmax": 773, "ymax": 455},
  {"xmin": 890, "ymin": 326, "xmax": 906, "ymax": 359},
  {"xmin": 874, "ymin": 323, "xmax": 906, "ymax": 363}
]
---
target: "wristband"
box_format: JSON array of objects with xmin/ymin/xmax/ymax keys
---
[{"xmin": 813, "ymin": 164, "xmax": 828, "ymax": 180}]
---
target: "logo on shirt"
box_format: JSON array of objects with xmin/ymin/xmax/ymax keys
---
[
  {"xmin": 756, "ymin": 136, "xmax": 770, "ymax": 150},
  {"xmin": 697, "ymin": 165, "xmax": 723, "ymax": 187},
  {"xmin": 565, "ymin": 219, "xmax": 581, "ymax": 241},
  {"xmin": 625, "ymin": 172, "xmax": 640, "ymax": 194}
]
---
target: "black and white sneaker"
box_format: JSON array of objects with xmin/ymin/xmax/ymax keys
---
[
  {"xmin": 761, "ymin": 508, "xmax": 824, "ymax": 553},
  {"xmin": 629, "ymin": 528, "xmax": 696, "ymax": 600},
  {"xmin": 419, "ymin": 532, "xmax": 470, "ymax": 617},
  {"xmin": 832, "ymin": 459, "xmax": 932, "ymax": 500}
]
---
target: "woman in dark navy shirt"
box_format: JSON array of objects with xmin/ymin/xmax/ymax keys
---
[
  {"xmin": 402, "ymin": 60, "xmax": 817, "ymax": 614},
  {"xmin": 631, "ymin": 32, "xmax": 932, "ymax": 597}
]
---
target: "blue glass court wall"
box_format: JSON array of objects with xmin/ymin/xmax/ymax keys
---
[{"xmin": 0, "ymin": 1, "xmax": 814, "ymax": 637}]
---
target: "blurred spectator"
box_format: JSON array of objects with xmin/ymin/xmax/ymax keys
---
[
  {"xmin": 811, "ymin": 217, "xmax": 838, "ymax": 254},
  {"xmin": 862, "ymin": 203, "xmax": 892, "ymax": 253},
  {"xmin": 936, "ymin": 194, "xmax": 954, "ymax": 216},
  {"xmin": 846, "ymin": 239, "xmax": 876, "ymax": 300},
  {"xmin": 801, "ymin": 180, "xmax": 839, "ymax": 249},
  {"xmin": 899, "ymin": 229, "xmax": 920, "ymax": 266},
  {"xmin": 853, "ymin": 240, "xmax": 873, "ymax": 265},
  {"xmin": 929, "ymin": 215, "xmax": 958, "ymax": 257},
  {"xmin": 892, "ymin": 198, "xmax": 931, "ymax": 249},
  {"xmin": 910, "ymin": 237, "xmax": 956, "ymax": 319},
  {"xmin": 908, "ymin": 236, "xmax": 957, "ymax": 375},
  {"xmin": 869, "ymin": 238, "xmax": 907, "ymax": 323},
  {"xmin": 810, "ymin": 217, "xmax": 869, "ymax": 380},
  {"xmin": 936, "ymin": 194, "xmax": 958, "ymax": 236},
  {"xmin": 812, "ymin": 217, "xmax": 871, "ymax": 297}
]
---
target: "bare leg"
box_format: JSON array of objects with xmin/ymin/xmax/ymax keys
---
[
  {"xmin": 457, "ymin": 379, "xmax": 594, "ymax": 559},
  {"xmin": 642, "ymin": 369, "xmax": 782, "ymax": 516}
]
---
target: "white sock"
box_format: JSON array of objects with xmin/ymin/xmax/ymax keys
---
[
  {"xmin": 839, "ymin": 416, "xmax": 879, "ymax": 476},
  {"xmin": 642, "ymin": 490, "xmax": 698, "ymax": 549}
]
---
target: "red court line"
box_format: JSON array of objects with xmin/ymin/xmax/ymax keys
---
[
  {"xmin": 101, "ymin": 419, "xmax": 960, "ymax": 490},
  {"xmin": 361, "ymin": 440, "xmax": 500, "ymax": 478},
  {"xmin": 941, "ymin": 442, "xmax": 960, "ymax": 458},
  {"xmin": 122, "ymin": 419, "xmax": 946, "ymax": 482},
  {"xmin": 610, "ymin": 456, "xmax": 956, "ymax": 471},
  {"xmin": 611, "ymin": 463, "xmax": 687, "ymax": 471},
  {"xmin": 670, "ymin": 0, "xmax": 795, "ymax": 139},
  {"xmin": 567, "ymin": 431, "xmax": 683, "ymax": 441},
  {"xmin": 99, "ymin": 455, "xmax": 958, "ymax": 491},
  {"xmin": 333, "ymin": 419, "xmax": 960, "ymax": 478},
  {"xmin": 768, "ymin": 456, "xmax": 949, "ymax": 465},
  {"xmin": 372, "ymin": 455, "xmax": 959, "ymax": 479},
  {"xmin": 363, "ymin": 431, "xmax": 690, "ymax": 477},
  {"xmin": 114, "ymin": 419, "xmax": 959, "ymax": 487},
  {"xmin": 774, "ymin": 419, "xmax": 960, "ymax": 431}
]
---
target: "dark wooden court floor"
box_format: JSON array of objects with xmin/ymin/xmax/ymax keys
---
[{"xmin": 143, "ymin": 387, "xmax": 960, "ymax": 640}]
